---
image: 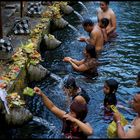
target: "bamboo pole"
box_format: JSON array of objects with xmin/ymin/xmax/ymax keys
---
[
  {"xmin": 20, "ymin": 1, "xmax": 23, "ymax": 18},
  {"xmin": 0, "ymin": 1, "xmax": 3, "ymax": 38}
]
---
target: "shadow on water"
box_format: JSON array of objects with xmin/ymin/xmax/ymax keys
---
[{"xmin": 3, "ymin": 1, "xmax": 140, "ymax": 139}]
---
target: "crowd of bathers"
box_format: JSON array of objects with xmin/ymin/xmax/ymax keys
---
[
  {"xmin": 0, "ymin": 1, "xmax": 140, "ymax": 139},
  {"xmin": 33, "ymin": 1, "xmax": 140, "ymax": 139}
]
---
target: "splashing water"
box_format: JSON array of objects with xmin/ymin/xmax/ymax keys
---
[
  {"xmin": 78, "ymin": 1, "xmax": 88, "ymax": 13},
  {"xmin": 68, "ymin": 24, "xmax": 78, "ymax": 32},
  {"xmin": 33, "ymin": 116, "xmax": 56, "ymax": 129},
  {"xmin": 73, "ymin": 10, "xmax": 84, "ymax": 21},
  {"xmin": 50, "ymin": 73, "xmax": 62, "ymax": 82}
]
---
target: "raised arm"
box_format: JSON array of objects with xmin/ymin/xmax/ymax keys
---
[{"xmin": 34, "ymin": 87, "xmax": 66, "ymax": 120}]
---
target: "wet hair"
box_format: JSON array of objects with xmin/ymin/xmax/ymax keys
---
[
  {"xmin": 85, "ymin": 44, "xmax": 97, "ymax": 58},
  {"xmin": 102, "ymin": 1, "xmax": 110, "ymax": 5},
  {"xmin": 105, "ymin": 78, "xmax": 119, "ymax": 94},
  {"xmin": 101, "ymin": 18, "xmax": 109, "ymax": 28},
  {"xmin": 63, "ymin": 76, "xmax": 78, "ymax": 89},
  {"xmin": 82, "ymin": 19, "xmax": 94, "ymax": 27},
  {"xmin": 70, "ymin": 101, "xmax": 88, "ymax": 121}
]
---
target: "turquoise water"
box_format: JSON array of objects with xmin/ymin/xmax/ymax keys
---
[{"xmin": 1, "ymin": 1, "xmax": 140, "ymax": 139}]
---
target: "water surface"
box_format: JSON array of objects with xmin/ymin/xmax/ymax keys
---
[{"xmin": 1, "ymin": 1, "xmax": 140, "ymax": 139}]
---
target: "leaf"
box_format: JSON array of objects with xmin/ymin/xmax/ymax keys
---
[{"xmin": 23, "ymin": 87, "xmax": 35, "ymax": 97}]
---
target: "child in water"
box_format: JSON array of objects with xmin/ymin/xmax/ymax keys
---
[{"xmin": 103, "ymin": 78, "xmax": 119, "ymax": 119}]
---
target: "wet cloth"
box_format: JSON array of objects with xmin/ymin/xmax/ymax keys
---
[
  {"xmin": 0, "ymin": 89, "xmax": 10, "ymax": 114},
  {"xmin": 62, "ymin": 118, "xmax": 87, "ymax": 139},
  {"xmin": 72, "ymin": 88, "xmax": 90, "ymax": 104},
  {"xmin": 13, "ymin": 19, "xmax": 30, "ymax": 35},
  {"xmin": 124, "ymin": 124, "xmax": 134, "ymax": 133},
  {"xmin": 83, "ymin": 58, "xmax": 98, "ymax": 77}
]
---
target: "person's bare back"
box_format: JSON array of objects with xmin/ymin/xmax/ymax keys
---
[{"xmin": 89, "ymin": 25, "xmax": 104, "ymax": 52}]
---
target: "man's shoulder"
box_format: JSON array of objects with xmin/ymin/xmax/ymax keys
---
[{"xmin": 108, "ymin": 8, "xmax": 115, "ymax": 15}]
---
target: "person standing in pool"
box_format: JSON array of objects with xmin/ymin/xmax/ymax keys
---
[
  {"xmin": 34, "ymin": 87, "xmax": 93, "ymax": 139},
  {"xmin": 103, "ymin": 78, "xmax": 119, "ymax": 118},
  {"xmin": 63, "ymin": 44, "xmax": 98, "ymax": 78},
  {"xmin": 63, "ymin": 75, "xmax": 90, "ymax": 106},
  {"xmin": 113, "ymin": 91, "xmax": 140, "ymax": 138},
  {"xmin": 78, "ymin": 19, "xmax": 104, "ymax": 54},
  {"xmin": 96, "ymin": 1, "xmax": 117, "ymax": 39}
]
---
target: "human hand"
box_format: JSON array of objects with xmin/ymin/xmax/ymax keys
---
[
  {"xmin": 77, "ymin": 37, "xmax": 86, "ymax": 42},
  {"xmin": 34, "ymin": 87, "xmax": 43, "ymax": 96},
  {"xmin": 63, "ymin": 113, "xmax": 75, "ymax": 123},
  {"xmin": 0, "ymin": 83, "xmax": 7, "ymax": 89},
  {"xmin": 63, "ymin": 57, "xmax": 72, "ymax": 62},
  {"xmin": 113, "ymin": 112, "xmax": 121, "ymax": 122}
]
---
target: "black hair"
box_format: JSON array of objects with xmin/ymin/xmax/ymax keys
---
[
  {"xmin": 101, "ymin": 18, "xmax": 109, "ymax": 28},
  {"xmin": 102, "ymin": 1, "xmax": 110, "ymax": 5},
  {"xmin": 63, "ymin": 76, "xmax": 78, "ymax": 89},
  {"xmin": 105, "ymin": 78, "xmax": 119, "ymax": 94},
  {"xmin": 82, "ymin": 19, "xmax": 94, "ymax": 27},
  {"xmin": 70, "ymin": 101, "xmax": 88, "ymax": 121},
  {"xmin": 85, "ymin": 44, "xmax": 97, "ymax": 58},
  {"xmin": 137, "ymin": 72, "xmax": 140, "ymax": 79}
]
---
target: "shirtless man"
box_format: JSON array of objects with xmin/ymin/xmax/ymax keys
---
[
  {"xmin": 97, "ymin": 1, "xmax": 117, "ymax": 38},
  {"xmin": 113, "ymin": 92, "xmax": 140, "ymax": 138},
  {"xmin": 78, "ymin": 19, "xmax": 104, "ymax": 54}
]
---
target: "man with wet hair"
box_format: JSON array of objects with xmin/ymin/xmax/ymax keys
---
[
  {"xmin": 78, "ymin": 19, "xmax": 104, "ymax": 54},
  {"xmin": 113, "ymin": 91, "xmax": 140, "ymax": 138},
  {"xmin": 97, "ymin": 1, "xmax": 117, "ymax": 38}
]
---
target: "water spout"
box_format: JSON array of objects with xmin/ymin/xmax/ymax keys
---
[
  {"xmin": 73, "ymin": 10, "xmax": 84, "ymax": 21},
  {"xmin": 78, "ymin": 1, "xmax": 88, "ymax": 13},
  {"xmin": 57, "ymin": 75, "xmax": 69, "ymax": 89},
  {"xmin": 68, "ymin": 24, "xmax": 78, "ymax": 32},
  {"xmin": 33, "ymin": 116, "xmax": 56, "ymax": 129},
  {"xmin": 50, "ymin": 73, "xmax": 62, "ymax": 82},
  {"xmin": 91, "ymin": 16, "xmax": 98, "ymax": 22},
  {"xmin": 68, "ymin": 24, "xmax": 81, "ymax": 37}
]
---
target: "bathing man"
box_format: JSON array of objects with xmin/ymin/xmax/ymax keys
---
[
  {"xmin": 78, "ymin": 19, "xmax": 104, "ymax": 54},
  {"xmin": 97, "ymin": 1, "xmax": 117, "ymax": 38},
  {"xmin": 113, "ymin": 92, "xmax": 140, "ymax": 138}
]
